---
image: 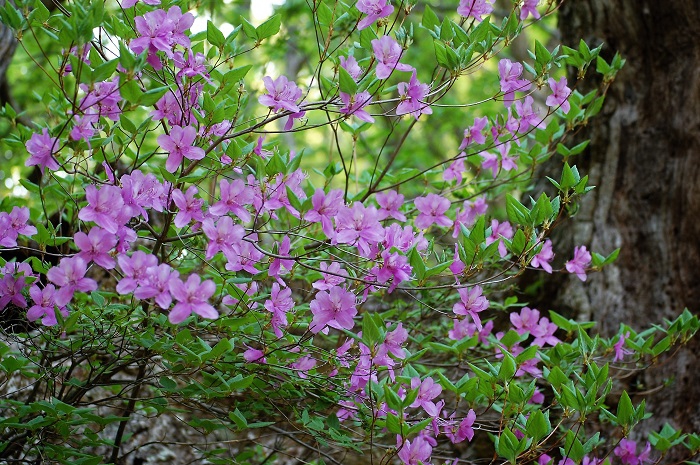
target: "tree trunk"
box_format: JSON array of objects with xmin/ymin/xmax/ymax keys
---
[{"xmin": 550, "ymin": 0, "xmax": 700, "ymax": 454}]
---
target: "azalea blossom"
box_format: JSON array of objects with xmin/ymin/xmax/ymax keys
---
[
  {"xmin": 309, "ymin": 286, "xmax": 357, "ymax": 334},
  {"xmin": 396, "ymin": 72, "xmax": 432, "ymax": 119},
  {"xmin": 565, "ymin": 245, "xmax": 592, "ymax": 281},
  {"xmin": 339, "ymin": 91, "xmax": 375, "ymax": 123},
  {"xmin": 158, "ymin": 125, "xmax": 205, "ymax": 173},
  {"xmin": 531, "ymin": 239, "xmax": 554, "ymax": 273},
  {"xmin": 453, "ymin": 285, "xmax": 489, "ymax": 330},
  {"xmin": 414, "ymin": 194, "xmax": 452, "ymax": 229},
  {"xmin": 25, "ymin": 128, "xmax": 60, "ymax": 173},
  {"xmin": 168, "ymin": 274, "xmax": 218, "ymax": 324},
  {"xmin": 546, "ymin": 76, "xmax": 572, "ymax": 113},
  {"xmin": 457, "ymin": 0, "xmax": 494, "ymax": 22},
  {"xmin": 371, "ymin": 36, "xmax": 414, "ymax": 79},
  {"xmin": 356, "ymin": 0, "xmax": 393, "ymax": 30}
]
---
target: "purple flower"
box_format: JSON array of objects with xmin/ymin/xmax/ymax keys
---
[
  {"xmin": 339, "ymin": 91, "xmax": 375, "ymax": 123},
  {"xmin": 614, "ymin": 439, "xmax": 652, "ymax": 465},
  {"xmin": 376, "ymin": 190, "xmax": 406, "ymax": 222},
  {"xmin": 312, "ymin": 262, "xmax": 348, "ymax": 291},
  {"xmin": 371, "ymin": 36, "xmax": 414, "ymax": 79},
  {"xmin": 0, "ymin": 271, "xmax": 27, "ymax": 310},
  {"xmin": 510, "ymin": 307, "xmax": 540, "ymax": 335},
  {"xmin": 269, "ymin": 235, "xmax": 295, "ymax": 280},
  {"xmin": 151, "ymin": 91, "xmax": 183, "ymax": 124},
  {"xmin": 498, "ymin": 59, "xmax": 531, "ymax": 107},
  {"xmin": 171, "ymin": 186, "xmax": 205, "ymax": 228},
  {"xmin": 174, "ymin": 49, "xmax": 211, "ymax": 83},
  {"xmin": 515, "ymin": 95, "xmax": 545, "ymax": 132},
  {"xmin": 453, "ymin": 197, "xmax": 488, "ymax": 238},
  {"xmin": 371, "ymin": 250, "xmax": 412, "ymax": 292},
  {"xmin": 565, "ymin": 245, "xmax": 592, "ymax": 281},
  {"xmin": 409, "ymin": 376, "xmax": 442, "ymax": 412},
  {"xmin": 521, "ymin": 0, "xmax": 541, "ymax": 20},
  {"xmin": 25, "ymin": 128, "xmax": 60, "ymax": 173},
  {"xmin": 457, "ymin": 0, "xmax": 494, "ymax": 22},
  {"xmin": 258, "ymin": 75, "xmax": 302, "ymax": 113},
  {"xmin": 613, "ymin": 331, "xmax": 633, "ymax": 362},
  {"xmin": 380, "ymin": 322, "xmax": 408, "ymax": 359},
  {"xmin": 356, "ymin": 0, "xmax": 393, "ymax": 30},
  {"xmin": 243, "ymin": 346, "xmax": 266, "ymax": 363},
  {"xmin": 414, "ymin": 194, "xmax": 452, "ymax": 229},
  {"xmin": 397, "ymin": 435, "xmax": 433, "ymax": 465},
  {"xmin": 334, "ymin": 202, "xmax": 385, "ymax": 257},
  {"xmin": 446, "ymin": 408, "xmax": 476, "ymax": 443},
  {"xmin": 309, "ymin": 286, "xmax": 357, "ymax": 334},
  {"xmin": 168, "ymin": 274, "xmax": 218, "ymax": 324},
  {"xmin": 546, "ymin": 76, "xmax": 572, "ymax": 113},
  {"xmin": 27, "ymin": 284, "xmax": 68, "ymax": 326},
  {"xmin": 453, "ymin": 285, "xmax": 489, "ymax": 330},
  {"xmin": 459, "ymin": 116, "xmax": 489, "ymax": 149},
  {"xmin": 121, "ymin": 0, "xmax": 161, "ymax": 8},
  {"xmin": 486, "ymin": 219, "xmax": 514, "ymax": 257},
  {"xmin": 265, "ymin": 283, "xmax": 294, "ymax": 337},
  {"xmin": 340, "ymin": 55, "xmax": 363, "ymax": 80},
  {"xmin": 443, "ymin": 158, "xmax": 466, "ymax": 185},
  {"xmin": 79, "ymin": 185, "xmax": 126, "ymax": 234},
  {"xmin": 116, "ymin": 251, "xmax": 159, "ymax": 295},
  {"xmin": 209, "ymin": 178, "xmax": 254, "ymax": 222},
  {"xmin": 0, "ymin": 207, "xmax": 37, "ymax": 246},
  {"xmin": 158, "ymin": 125, "xmax": 205, "ymax": 173},
  {"xmin": 290, "ymin": 355, "xmax": 316, "ymax": 379},
  {"xmin": 74, "ymin": 227, "xmax": 118, "ymax": 269},
  {"xmin": 201, "ymin": 217, "xmax": 245, "ymax": 260},
  {"xmin": 46, "ymin": 257, "xmax": 98, "ymax": 306},
  {"xmin": 532, "ymin": 317, "xmax": 561, "ymax": 347},
  {"xmin": 396, "ymin": 72, "xmax": 432, "ymax": 119},
  {"xmin": 133, "ymin": 263, "xmax": 179, "ymax": 309},
  {"xmin": 531, "ymin": 239, "xmax": 554, "ymax": 273},
  {"xmin": 481, "ymin": 151, "xmax": 499, "ymax": 177},
  {"xmin": 224, "ymin": 240, "xmax": 263, "ymax": 275}
]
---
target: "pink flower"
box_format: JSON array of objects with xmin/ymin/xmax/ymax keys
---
[
  {"xmin": 446, "ymin": 409, "xmax": 476, "ymax": 443},
  {"xmin": 481, "ymin": 151, "xmax": 499, "ymax": 177},
  {"xmin": 269, "ymin": 235, "xmax": 295, "ymax": 280},
  {"xmin": 74, "ymin": 227, "xmax": 118, "ymax": 269},
  {"xmin": 116, "ymin": 251, "xmax": 159, "ymax": 295},
  {"xmin": 380, "ymin": 322, "xmax": 408, "ymax": 359},
  {"xmin": 312, "ymin": 262, "xmax": 348, "ymax": 291},
  {"xmin": 510, "ymin": 307, "xmax": 540, "ymax": 335},
  {"xmin": 371, "ymin": 250, "xmax": 412, "ymax": 292},
  {"xmin": 613, "ymin": 331, "xmax": 633, "ymax": 362},
  {"xmin": 453, "ymin": 285, "xmax": 489, "ymax": 330},
  {"xmin": 46, "ymin": 257, "xmax": 98, "ymax": 306},
  {"xmin": 453, "ymin": 197, "xmax": 488, "ymax": 238},
  {"xmin": 614, "ymin": 439, "xmax": 652, "ymax": 465},
  {"xmin": 371, "ymin": 36, "xmax": 414, "ymax": 79},
  {"xmin": 224, "ymin": 240, "xmax": 263, "ymax": 275},
  {"xmin": 168, "ymin": 274, "xmax": 218, "ymax": 324},
  {"xmin": 531, "ymin": 239, "xmax": 554, "ymax": 273},
  {"xmin": 171, "ymin": 186, "xmax": 205, "ymax": 228},
  {"xmin": 258, "ymin": 75, "xmax": 302, "ymax": 113},
  {"xmin": 209, "ymin": 178, "xmax": 254, "ymax": 222},
  {"xmin": 457, "ymin": 0, "xmax": 494, "ymax": 22},
  {"xmin": 356, "ymin": 0, "xmax": 393, "ymax": 30},
  {"xmin": 459, "ymin": 116, "xmax": 488, "ymax": 149},
  {"xmin": 339, "ymin": 91, "xmax": 375, "ymax": 123},
  {"xmin": 78, "ymin": 185, "xmax": 127, "ymax": 234},
  {"xmin": 498, "ymin": 59, "xmax": 531, "ymax": 107},
  {"xmin": 396, "ymin": 72, "xmax": 432, "ymax": 119},
  {"xmin": 201, "ymin": 216, "xmax": 245, "ymax": 260},
  {"xmin": 309, "ymin": 286, "xmax": 357, "ymax": 334},
  {"xmin": 521, "ymin": 0, "xmax": 541, "ymax": 20},
  {"xmin": 0, "ymin": 207, "xmax": 37, "ymax": 247},
  {"xmin": 532, "ymin": 317, "xmax": 561, "ymax": 347},
  {"xmin": 565, "ymin": 245, "xmax": 592, "ymax": 281},
  {"xmin": 546, "ymin": 76, "xmax": 572, "ymax": 113},
  {"xmin": 27, "ymin": 284, "xmax": 68, "ymax": 326},
  {"xmin": 414, "ymin": 194, "xmax": 452, "ymax": 229},
  {"xmin": 158, "ymin": 125, "xmax": 205, "ymax": 173},
  {"xmin": 0, "ymin": 271, "xmax": 27, "ymax": 310},
  {"xmin": 397, "ymin": 435, "xmax": 433, "ymax": 465},
  {"xmin": 486, "ymin": 219, "xmax": 514, "ymax": 257},
  {"xmin": 340, "ymin": 55, "xmax": 363, "ymax": 80},
  {"xmin": 133, "ymin": 263, "xmax": 179, "ymax": 309},
  {"xmin": 305, "ymin": 188, "xmax": 344, "ymax": 238},
  {"xmin": 443, "ymin": 158, "xmax": 466, "ymax": 185},
  {"xmin": 243, "ymin": 346, "xmax": 266, "ymax": 363},
  {"xmin": 409, "ymin": 376, "xmax": 442, "ymax": 412},
  {"xmin": 265, "ymin": 283, "xmax": 294, "ymax": 337},
  {"xmin": 334, "ymin": 202, "xmax": 385, "ymax": 256},
  {"xmin": 515, "ymin": 96, "xmax": 545, "ymax": 132},
  {"xmin": 376, "ymin": 190, "xmax": 406, "ymax": 222},
  {"xmin": 25, "ymin": 128, "xmax": 60, "ymax": 173}
]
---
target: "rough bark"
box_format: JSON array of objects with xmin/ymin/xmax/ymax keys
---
[{"xmin": 546, "ymin": 0, "xmax": 700, "ymax": 453}]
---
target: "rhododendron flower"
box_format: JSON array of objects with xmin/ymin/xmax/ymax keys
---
[
  {"xmin": 459, "ymin": 116, "xmax": 488, "ymax": 149},
  {"xmin": 546, "ymin": 76, "xmax": 572, "ymax": 113},
  {"xmin": 158, "ymin": 125, "xmax": 205, "ymax": 173},
  {"xmin": 133, "ymin": 263, "xmax": 179, "ymax": 309},
  {"xmin": 565, "ymin": 245, "xmax": 592, "ymax": 281},
  {"xmin": 614, "ymin": 331, "xmax": 633, "ymax": 362},
  {"xmin": 265, "ymin": 283, "xmax": 294, "ymax": 337},
  {"xmin": 532, "ymin": 317, "xmax": 561, "ymax": 347},
  {"xmin": 201, "ymin": 216, "xmax": 245, "ymax": 259},
  {"xmin": 339, "ymin": 91, "xmax": 375, "ymax": 123},
  {"xmin": 397, "ymin": 435, "xmax": 433, "ymax": 465},
  {"xmin": 116, "ymin": 251, "xmax": 159, "ymax": 295},
  {"xmin": 396, "ymin": 72, "xmax": 432, "ymax": 119},
  {"xmin": 0, "ymin": 271, "xmax": 27, "ymax": 310},
  {"xmin": 414, "ymin": 194, "xmax": 452, "ymax": 229},
  {"xmin": 25, "ymin": 128, "xmax": 60, "ymax": 173},
  {"xmin": 243, "ymin": 346, "xmax": 266, "ymax": 363},
  {"xmin": 46, "ymin": 257, "xmax": 98, "ymax": 306},
  {"xmin": 409, "ymin": 376, "xmax": 442, "ymax": 413},
  {"xmin": 334, "ymin": 202, "xmax": 385, "ymax": 256},
  {"xmin": 453, "ymin": 197, "xmax": 488, "ymax": 238},
  {"xmin": 209, "ymin": 178, "xmax": 254, "ymax": 222},
  {"xmin": 171, "ymin": 186, "xmax": 205, "ymax": 228},
  {"xmin": 457, "ymin": 0, "xmax": 494, "ymax": 22},
  {"xmin": 614, "ymin": 439, "xmax": 652, "ymax": 465},
  {"xmin": 168, "ymin": 274, "xmax": 218, "ymax": 324},
  {"xmin": 120, "ymin": 170, "xmax": 166, "ymax": 221},
  {"xmin": 309, "ymin": 286, "xmax": 357, "ymax": 334},
  {"xmin": 486, "ymin": 219, "xmax": 514, "ymax": 257},
  {"xmin": 515, "ymin": 95, "xmax": 545, "ymax": 132},
  {"xmin": 446, "ymin": 409, "xmax": 476, "ymax": 443},
  {"xmin": 122, "ymin": 0, "xmax": 161, "ymax": 8},
  {"xmin": 498, "ymin": 58, "xmax": 531, "ymax": 107},
  {"xmin": 371, "ymin": 250, "xmax": 412, "ymax": 292},
  {"xmin": 151, "ymin": 91, "xmax": 183, "ymax": 124},
  {"xmin": 453, "ymin": 285, "xmax": 489, "ymax": 330},
  {"xmin": 340, "ymin": 55, "xmax": 363, "ymax": 80},
  {"xmin": 224, "ymin": 240, "xmax": 263, "ymax": 275},
  {"xmin": 258, "ymin": 75, "xmax": 302, "ymax": 113},
  {"xmin": 79, "ymin": 185, "xmax": 126, "ymax": 234},
  {"xmin": 27, "ymin": 284, "xmax": 68, "ymax": 326},
  {"xmin": 380, "ymin": 322, "xmax": 408, "ymax": 359},
  {"xmin": 356, "ymin": 0, "xmax": 393, "ymax": 30},
  {"xmin": 520, "ymin": 0, "xmax": 541, "ymax": 19},
  {"xmin": 312, "ymin": 262, "xmax": 348, "ymax": 291},
  {"xmin": 130, "ymin": 7, "xmax": 194, "ymax": 69},
  {"xmin": 510, "ymin": 307, "xmax": 541, "ymax": 335},
  {"xmin": 269, "ymin": 236, "xmax": 295, "ymax": 281},
  {"xmin": 74, "ymin": 227, "xmax": 117, "ymax": 269},
  {"xmin": 0, "ymin": 207, "xmax": 37, "ymax": 247},
  {"xmin": 174, "ymin": 49, "xmax": 211, "ymax": 83},
  {"xmin": 376, "ymin": 190, "xmax": 406, "ymax": 222},
  {"xmin": 371, "ymin": 36, "xmax": 414, "ymax": 79},
  {"xmin": 531, "ymin": 239, "xmax": 554, "ymax": 273},
  {"xmin": 290, "ymin": 355, "xmax": 316, "ymax": 378}
]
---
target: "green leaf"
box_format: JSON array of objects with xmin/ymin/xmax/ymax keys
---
[
  {"xmin": 421, "ymin": 5, "xmax": 439, "ymax": 32},
  {"xmin": 207, "ymin": 20, "xmax": 226, "ymax": 47},
  {"xmin": 229, "ymin": 408, "xmax": 248, "ymax": 430},
  {"xmin": 506, "ymin": 194, "xmax": 531, "ymax": 226},
  {"xmin": 362, "ymin": 312, "xmax": 382, "ymax": 346},
  {"xmin": 338, "ymin": 66, "xmax": 357, "ymax": 95},
  {"xmin": 617, "ymin": 390, "xmax": 634, "ymax": 426},
  {"xmin": 257, "ymin": 14, "xmax": 281, "ymax": 40}
]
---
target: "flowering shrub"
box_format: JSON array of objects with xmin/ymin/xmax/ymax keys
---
[{"xmin": 0, "ymin": 0, "xmax": 698, "ymax": 464}]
